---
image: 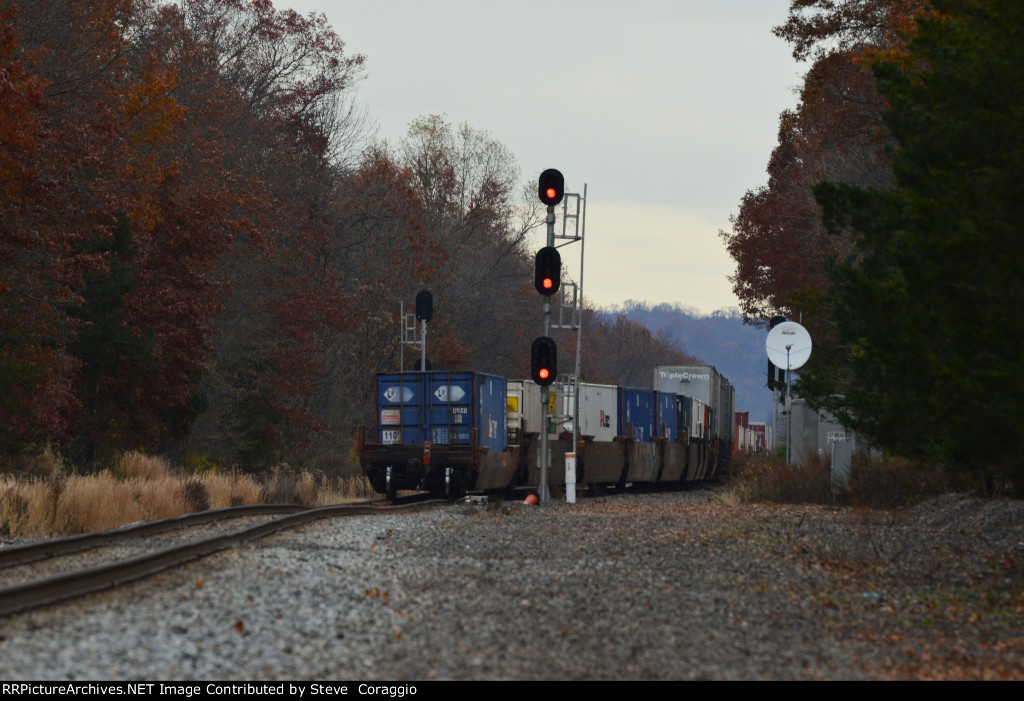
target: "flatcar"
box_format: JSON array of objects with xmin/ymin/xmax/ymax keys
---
[{"xmin": 357, "ymin": 365, "xmax": 739, "ymax": 500}]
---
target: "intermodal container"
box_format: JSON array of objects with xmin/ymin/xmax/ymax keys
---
[
  {"xmin": 617, "ymin": 387, "xmax": 653, "ymax": 441},
  {"xmin": 376, "ymin": 373, "xmax": 425, "ymax": 446},
  {"xmin": 566, "ymin": 383, "xmax": 619, "ymax": 443},
  {"xmin": 677, "ymin": 395, "xmax": 692, "ymax": 441},
  {"xmin": 653, "ymin": 391, "xmax": 678, "ymax": 441},
  {"xmin": 676, "ymin": 395, "xmax": 707, "ymax": 441},
  {"xmin": 376, "ymin": 371, "xmax": 507, "ymax": 454},
  {"xmin": 653, "ymin": 366, "xmax": 717, "ymax": 406}
]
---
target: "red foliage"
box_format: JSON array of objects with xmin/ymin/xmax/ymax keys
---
[
  {"xmin": 0, "ymin": 0, "xmax": 370, "ymax": 461},
  {"xmin": 722, "ymin": 0, "xmax": 930, "ymax": 332}
]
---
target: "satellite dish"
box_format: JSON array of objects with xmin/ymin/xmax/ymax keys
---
[{"xmin": 766, "ymin": 321, "xmax": 812, "ymax": 370}]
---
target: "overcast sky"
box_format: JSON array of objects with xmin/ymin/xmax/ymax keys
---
[{"xmin": 283, "ymin": 0, "xmax": 804, "ymax": 314}]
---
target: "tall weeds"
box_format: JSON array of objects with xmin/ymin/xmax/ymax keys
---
[
  {"xmin": 0, "ymin": 451, "xmax": 376, "ymax": 538},
  {"xmin": 728, "ymin": 450, "xmax": 957, "ymax": 509},
  {"xmin": 728, "ymin": 451, "xmax": 834, "ymax": 505}
]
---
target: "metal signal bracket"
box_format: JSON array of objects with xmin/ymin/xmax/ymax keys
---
[
  {"xmin": 402, "ymin": 312, "xmax": 422, "ymax": 348},
  {"xmin": 549, "ymin": 282, "xmax": 580, "ymax": 330},
  {"xmin": 557, "ymin": 193, "xmax": 582, "ymax": 242},
  {"xmin": 399, "ymin": 301, "xmax": 427, "ymax": 371}
]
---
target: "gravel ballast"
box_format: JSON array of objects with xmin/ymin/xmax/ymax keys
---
[{"xmin": 0, "ymin": 488, "xmax": 1022, "ymax": 680}]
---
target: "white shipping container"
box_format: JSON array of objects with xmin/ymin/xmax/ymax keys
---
[
  {"xmin": 653, "ymin": 366, "xmax": 719, "ymax": 407},
  {"xmin": 506, "ymin": 380, "xmax": 524, "ymax": 434},
  {"xmin": 575, "ymin": 383, "xmax": 619, "ymax": 442},
  {"xmin": 789, "ymin": 399, "xmax": 847, "ymax": 463},
  {"xmin": 552, "ymin": 382, "xmax": 619, "ymax": 442},
  {"xmin": 678, "ymin": 396, "xmax": 706, "ymax": 440},
  {"xmin": 507, "ymin": 380, "xmax": 541, "ymax": 436}
]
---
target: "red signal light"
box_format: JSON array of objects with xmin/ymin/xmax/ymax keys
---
[
  {"xmin": 531, "ymin": 336, "xmax": 557, "ymax": 386},
  {"xmin": 538, "ymin": 169, "xmax": 564, "ymax": 206},
  {"xmin": 534, "ymin": 246, "xmax": 560, "ymax": 296}
]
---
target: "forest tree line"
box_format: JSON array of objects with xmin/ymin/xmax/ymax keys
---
[
  {"xmin": 721, "ymin": 0, "xmax": 1023, "ymax": 491},
  {"xmin": 0, "ymin": 0, "xmax": 697, "ymax": 473}
]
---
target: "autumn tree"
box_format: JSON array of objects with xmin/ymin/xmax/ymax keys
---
[
  {"xmin": 285, "ymin": 148, "xmax": 471, "ymax": 460},
  {"xmin": 3, "ymin": 0, "xmax": 689, "ymax": 473},
  {"xmin": 398, "ymin": 115, "xmax": 543, "ymax": 375},
  {"xmin": 578, "ymin": 310, "xmax": 700, "ymax": 388},
  {"xmin": 805, "ymin": 0, "xmax": 1024, "ymax": 491},
  {"xmin": 0, "ymin": 0, "xmax": 375, "ymax": 470},
  {"xmin": 0, "ymin": 3, "xmax": 51, "ymax": 452},
  {"xmin": 0, "ymin": 0, "xmax": 212, "ymax": 462},
  {"xmin": 722, "ymin": 0, "xmax": 929, "ymax": 337},
  {"xmin": 169, "ymin": 0, "xmax": 371, "ymax": 471}
]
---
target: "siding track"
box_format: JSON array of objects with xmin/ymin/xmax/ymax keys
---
[{"xmin": 0, "ymin": 497, "xmax": 443, "ymax": 617}]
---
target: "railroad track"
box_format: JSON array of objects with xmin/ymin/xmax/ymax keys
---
[{"xmin": 0, "ymin": 495, "xmax": 445, "ymax": 617}]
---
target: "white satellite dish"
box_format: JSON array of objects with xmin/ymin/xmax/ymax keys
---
[{"xmin": 766, "ymin": 321, "xmax": 812, "ymax": 371}]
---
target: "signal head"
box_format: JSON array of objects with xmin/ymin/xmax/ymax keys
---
[
  {"xmin": 415, "ymin": 290, "xmax": 433, "ymax": 322},
  {"xmin": 538, "ymin": 169, "xmax": 564, "ymax": 206},
  {"xmin": 531, "ymin": 336, "xmax": 557, "ymax": 386},
  {"xmin": 534, "ymin": 246, "xmax": 561, "ymax": 297}
]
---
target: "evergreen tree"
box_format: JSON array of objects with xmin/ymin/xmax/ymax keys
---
[{"xmin": 807, "ymin": 0, "xmax": 1024, "ymax": 490}]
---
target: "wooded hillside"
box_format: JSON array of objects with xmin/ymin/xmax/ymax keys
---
[{"xmin": 0, "ymin": 0, "xmax": 693, "ymax": 473}]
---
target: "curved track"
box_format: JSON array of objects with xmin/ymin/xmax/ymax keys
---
[{"xmin": 0, "ymin": 496, "xmax": 444, "ymax": 617}]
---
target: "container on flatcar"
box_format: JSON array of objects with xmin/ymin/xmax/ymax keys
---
[
  {"xmin": 507, "ymin": 379, "xmax": 554, "ymax": 437},
  {"xmin": 617, "ymin": 387, "xmax": 653, "ymax": 441},
  {"xmin": 734, "ymin": 411, "xmax": 749, "ymax": 453},
  {"xmin": 568, "ymin": 383, "xmax": 619, "ymax": 442},
  {"xmin": 376, "ymin": 373, "xmax": 424, "ymax": 446},
  {"xmin": 655, "ymin": 365, "xmax": 734, "ymax": 445},
  {"xmin": 507, "ymin": 379, "xmax": 539, "ymax": 436},
  {"xmin": 653, "ymin": 391, "xmax": 678, "ymax": 441},
  {"xmin": 718, "ymin": 377, "xmax": 735, "ymax": 448},
  {"xmin": 749, "ymin": 422, "xmax": 770, "ymax": 451},
  {"xmin": 677, "ymin": 394, "xmax": 691, "ymax": 440},
  {"xmin": 675, "ymin": 395, "xmax": 706, "ymax": 441},
  {"xmin": 376, "ymin": 371, "xmax": 507, "ymax": 454},
  {"xmin": 654, "ymin": 366, "xmax": 717, "ymax": 407}
]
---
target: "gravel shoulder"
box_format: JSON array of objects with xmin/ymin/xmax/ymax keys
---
[{"xmin": 1, "ymin": 488, "xmax": 1022, "ymax": 680}]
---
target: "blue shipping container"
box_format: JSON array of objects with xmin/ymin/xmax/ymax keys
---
[
  {"xmin": 376, "ymin": 373, "xmax": 424, "ymax": 446},
  {"xmin": 376, "ymin": 371, "xmax": 507, "ymax": 454},
  {"xmin": 653, "ymin": 391, "xmax": 678, "ymax": 441},
  {"xmin": 617, "ymin": 387, "xmax": 653, "ymax": 441}
]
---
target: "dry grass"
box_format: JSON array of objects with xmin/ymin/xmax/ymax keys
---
[
  {"xmin": 728, "ymin": 450, "xmax": 957, "ymax": 509},
  {"xmin": 728, "ymin": 450, "xmax": 834, "ymax": 505},
  {"xmin": 845, "ymin": 453, "xmax": 957, "ymax": 509},
  {"xmin": 0, "ymin": 451, "xmax": 377, "ymax": 538}
]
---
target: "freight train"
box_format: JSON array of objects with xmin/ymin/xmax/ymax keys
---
[{"xmin": 357, "ymin": 365, "xmax": 758, "ymax": 500}]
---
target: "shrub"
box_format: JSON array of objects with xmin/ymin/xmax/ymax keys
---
[
  {"xmin": 729, "ymin": 449, "xmax": 964, "ymax": 510},
  {"xmin": 728, "ymin": 451, "xmax": 833, "ymax": 505},
  {"xmin": 179, "ymin": 478, "xmax": 211, "ymax": 513},
  {"xmin": 116, "ymin": 451, "xmax": 170, "ymax": 480},
  {"xmin": 845, "ymin": 454, "xmax": 958, "ymax": 510}
]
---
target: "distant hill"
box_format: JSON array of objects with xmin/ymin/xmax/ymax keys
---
[{"xmin": 605, "ymin": 301, "xmax": 775, "ymax": 424}]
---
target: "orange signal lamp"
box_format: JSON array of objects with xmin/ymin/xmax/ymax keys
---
[
  {"xmin": 530, "ymin": 335, "xmax": 557, "ymax": 386},
  {"xmin": 534, "ymin": 246, "xmax": 560, "ymax": 296},
  {"xmin": 538, "ymin": 169, "xmax": 564, "ymax": 206}
]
